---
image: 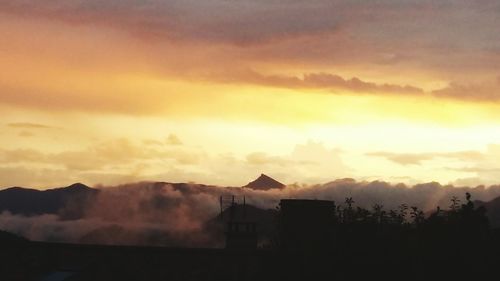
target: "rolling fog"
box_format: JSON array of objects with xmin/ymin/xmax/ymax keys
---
[{"xmin": 2, "ymin": 179, "xmax": 500, "ymax": 247}]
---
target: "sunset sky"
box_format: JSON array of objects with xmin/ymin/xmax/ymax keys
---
[{"xmin": 1, "ymin": 1, "xmax": 500, "ymax": 188}]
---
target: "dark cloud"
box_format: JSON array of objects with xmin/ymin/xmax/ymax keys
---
[
  {"xmin": 219, "ymin": 70, "xmax": 500, "ymax": 101},
  {"xmin": 217, "ymin": 70, "xmax": 424, "ymax": 95},
  {"xmin": 2, "ymin": 0, "xmax": 499, "ymax": 55},
  {"xmin": 0, "ymin": 0, "xmax": 340, "ymax": 45},
  {"xmin": 1, "ymin": 1, "xmax": 499, "ymax": 103}
]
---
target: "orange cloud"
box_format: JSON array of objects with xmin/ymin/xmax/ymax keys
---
[
  {"xmin": 166, "ymin": 134, "xmax": 183, "ymax": 146},
  {"xmin": 433, "ymin": 77, "xmax": 500, "ymax": 101},
  {"xmin": 7, "ymin": 122, "xmax": 57, "ymax": 129},
  {"xmin": 215, "ymin": 69, "xmax": 424, "ymax": 95},
  {"xmin": 367, "ymin": 151, "xmax": 485, "ymax": 166}
]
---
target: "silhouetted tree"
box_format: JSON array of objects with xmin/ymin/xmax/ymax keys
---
[
  {"xmin": 343, "ymin": 197, "xmax": 355, "ymax": 223},
  {"xmin": 410, "ymin": 206, "xmax": 425, "ymax": 225},
  {"xmin": 372, "ymin": 204, "xmax": 386, "ymax": 224},
  {"xmin": 450, "ymin": 196, "xmax": 461, "ymax": 212},
  {"xmin": 355, "ymin": 207, "xmax": 370, "ymax": 222},
  {"xmin": 345, "ymin": 197, "xmax": 355, "ymax": 209}
]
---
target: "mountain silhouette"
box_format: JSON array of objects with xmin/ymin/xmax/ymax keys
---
[
  {"xmin": 0, "ymin": 183, "xmax": 98, "ymax": 218},
  {"xmin": 475, "ymin": 195, "xmax": 500, "ymax": 227},
  {"xmin": 0, "ymin": 229, "xmax": 27, "ymax": 245},
  {"xmin": 244, "ymin": 174, "xmax": 285, "ymax": 190}
]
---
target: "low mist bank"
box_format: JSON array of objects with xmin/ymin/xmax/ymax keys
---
[{"xmin": 2, "ymin": 178, "xmax": 500, "ymax": 246}]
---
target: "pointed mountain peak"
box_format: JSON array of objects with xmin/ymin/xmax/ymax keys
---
[
  {"xmin": 67, "ymin": 183, "xmax": 90, "ymax": 189},
  {"xmin": 244, "ymin": 174, "xmax": 285, "ymax": 190},
  {"xmin": 59, "ymin": 183, "xmax": 94, "ymax": 193}
]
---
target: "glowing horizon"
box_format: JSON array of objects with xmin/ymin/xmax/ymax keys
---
[{"xmin": 2, "ymin": 1, "xmax": 500, "ymax": 188}]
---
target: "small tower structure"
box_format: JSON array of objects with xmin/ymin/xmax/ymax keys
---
[{"xmin": 220, "ymin": 195, "xmax": 258, "ymax": 249}]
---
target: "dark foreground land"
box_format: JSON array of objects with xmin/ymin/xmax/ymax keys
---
[
  {"xmin": 3, "ymin": 194, "xmax": 500, "ymax": 280},
  {"xmin": 2, "ymin": 229, "xmax": 500, "ymax": 281},
  {"xmin": 1, "ymin": 239, "xmax": 500, "ymax": 281}
]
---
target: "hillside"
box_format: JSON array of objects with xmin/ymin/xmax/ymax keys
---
[{"xmin": 0, "ymin": 183, "xmax": 98, "ymax": 218}]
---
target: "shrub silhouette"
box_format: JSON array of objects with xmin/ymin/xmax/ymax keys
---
[
  {"xmin": 276, "ymin": 193, "xmax": 491, "ymax": 252},
  {"xmin": 271, "ymin": 193, "xmax": 494, "ymax": 279}
]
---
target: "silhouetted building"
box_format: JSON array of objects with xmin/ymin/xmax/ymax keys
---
[
  {"xmin": 279, "ymin": 199, "xmax": 335, "ymax": 251},
  {"xmin": 225, "ymin": 220, "xmax": 258, "ymax": 249},
  {"xmin": 221, "ymin": 195, "xmax": 258, "ymax": 249}
]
